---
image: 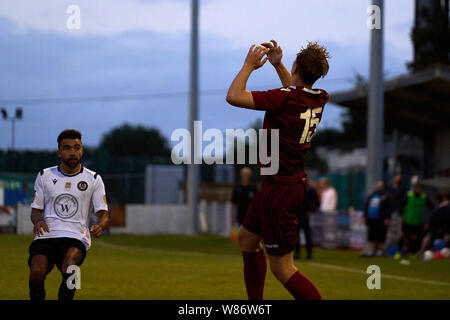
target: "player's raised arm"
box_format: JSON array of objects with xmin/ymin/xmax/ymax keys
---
[
  {"xmin": 226, "ymin": 45, "xmax": 268, "ymax": 109},
  {"xmin": 261, "ymin": 40, "xmax": 292, "ymax": 87}
]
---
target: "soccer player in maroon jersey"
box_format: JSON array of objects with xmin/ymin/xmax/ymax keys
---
[{"xmin": 226, "ymin": 40, "xmax": 330, "ymax": 300}]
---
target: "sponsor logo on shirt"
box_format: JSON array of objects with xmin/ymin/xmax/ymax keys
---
[
  {"xmin": 77, "ymin": 181, "xmax": 88, "ymax": 191},
  {"xmin": 54, "ymin": 193, "xmax": 79, "ymax": 219}
]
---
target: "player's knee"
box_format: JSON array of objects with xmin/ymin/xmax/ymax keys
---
[
  {"xmin": 238, "ymin": 228, "xmax": 259, "ymax": 252},
  {"xmin": 269, "ymin": 259, "xmax": 296, "ymax": 283},
  {"xmin": 269, "ymin": 264, "xmax": 291, "ymax": 283},
  {"xmin": 61, "ymin": 260, "xmax": 79, "ymax": 273},
  {"xmin": 29, "ymin": 265, "xmax": 46, "ymax": 283},
  {"xmin": 238, "ymin": 235, "xmax": 252, "ymax": 251},
  {"xmin": 269, "ymin": 264, "xmax": 282, "ymax": 281}
]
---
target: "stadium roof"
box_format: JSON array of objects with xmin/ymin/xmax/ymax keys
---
[{"xmin": 330, "ymin": 65, "xmax": 450, "ymax": 136}]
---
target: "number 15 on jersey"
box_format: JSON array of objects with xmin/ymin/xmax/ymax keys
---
[{"xmin": 299, "ymin": 107, "xmax": 323, "ymax": 144}]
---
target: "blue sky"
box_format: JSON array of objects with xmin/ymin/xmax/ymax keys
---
[{"xmin": 0, "ymin": 0, "xmax": 414, "ymax": 150}]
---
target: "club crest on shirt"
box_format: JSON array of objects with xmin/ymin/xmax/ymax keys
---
[
  {"xmin": 65, "ymin": 182, "xmax": 71, "ymax": 189},
  {"xmin": 77, "ymin": 181, "xmax": 88, "ymax": 191},
  {"xmin": 54, "ymin": 193, "xmax": 79, "ymax": 219}
]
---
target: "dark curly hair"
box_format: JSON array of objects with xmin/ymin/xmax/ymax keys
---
[
  {"xmin": 295, "ymin": 41, "xmax": 331, "ymax": 85},
  {"xmin": 57, "ymin": 129, "xmax": 82, "ymax": 146}
]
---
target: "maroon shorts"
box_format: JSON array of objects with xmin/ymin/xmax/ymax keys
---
[{"xmin": 242, "ymin": 176, "xmax": 306, "ymax": 256}]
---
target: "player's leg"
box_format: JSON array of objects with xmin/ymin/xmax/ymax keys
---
[
  {"xmin": 268, "ymin": 252, "xmax": 322, "ymax": 300},
  {"xmin": 239, "ymin": 226, "xmax": 266, "ymax": 300},
  {"xmin": 28, "ymin": 254, "xmax": 49, "ymax": 300},
  {"xmin": 28, "ymin": 239, "xmax": 54, "ymax": 301},
  {"xmin": 58, "ymin": 239, "xmax": 86, "ymax": 301},
  {"xmin": 264, "ymin": 182, "xmax": 321, "ymax": 300},
  {"xmin": 239, "ymin": 186, "xmax": 267, "ymax": 300},
  {"xmin": 239, "ymin": 225, "xmax": 263, "ymax": 253}
]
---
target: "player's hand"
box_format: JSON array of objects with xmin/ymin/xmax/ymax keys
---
[
  {"xmin": 34, "ymin": 220, "xmax": 49, "ymax": 237},
  {"xmin": 90, "ymin": 224, "xmax": 103, "ymax": 238},
  {"xmin": 261, "ymin": 40, "xmax": 282, "ymax": 65},
  {"xmin": 244, "ymin": 45, "xmax": 268, "ymax": 70}
]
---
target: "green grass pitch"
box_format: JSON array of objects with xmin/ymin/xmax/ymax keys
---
[{"xmin": 1, "ymin": 233, "xmax": 449, "ymax": 300}]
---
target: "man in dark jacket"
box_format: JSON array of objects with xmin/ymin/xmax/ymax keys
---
[
  {"xmin": 364, "ymin": 181, "xmax": 390, "ymax": 257},
  {"xmin": 231, "ymin": 167, "xmax": 258, "ymax": 226},
  {"xmin": 294, "ymin": 180, "xmax": 320, "ymax": 260},
  {"xmin": 386, "ymin": 173, "xmax": 408, "ymax": 217}
]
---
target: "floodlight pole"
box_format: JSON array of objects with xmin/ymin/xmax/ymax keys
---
[
  {"xmin": 187, "ymin": 0, "xmax": 200, "ymax": 234},
  {"xmin": 366, "ymin": 0, "xmax": 384, "ymax": 194},
  {"xmin": 11, "ymin": 118, "xmax": 15, "ymax": 150},
  {"xmin": 1, "ymin": 107, "xmax": 22, "ymax": 152}
]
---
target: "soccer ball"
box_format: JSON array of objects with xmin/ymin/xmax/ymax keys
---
[
  {"xmin": 440, "ymin": 247, "xmax": 450, "ymax": 259},
  {"xmin": 423, "ymin": 250, "xmax": 434, "ymax": 261}
]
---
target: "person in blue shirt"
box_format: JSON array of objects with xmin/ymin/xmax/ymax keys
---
[{"xmin": 364, "ymin": 181, "xmax": 390, "ymax": 257}]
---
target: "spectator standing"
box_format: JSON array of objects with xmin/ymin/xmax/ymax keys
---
[
  {"xmin": 363, "ymin": 181, "xmax": 390, "ymax": 257},
  {"xmin": 319, "ymin": 178, "xmax": 337, "ymax": 213},
  {"xmin": 294, "ymin": 180, "xmax": 320, "ymax": 260},
  {"xmin": 398, "ymin": 183, "xmax": 434, "ymax": 257},
  {"xmin": 386, "ymin": 173, "xmax": 408, "ymax": 217},
  {"xmin": 231, "ymin": 167, "xmax": 258, "ymax": 227}
]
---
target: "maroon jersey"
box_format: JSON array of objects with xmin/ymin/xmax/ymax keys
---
[{"xmin": 251, "ymin": 86, "xmax": 329, "ymax": 177}]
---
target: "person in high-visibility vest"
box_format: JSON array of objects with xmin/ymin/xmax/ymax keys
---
[{"xmin": 398, "ymin": 183, "xmax": 434, "ymax": 257}]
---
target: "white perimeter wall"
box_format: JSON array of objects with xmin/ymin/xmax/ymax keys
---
[{"xmin": 17, "ymin": 202, "xmax": 232, "ymax": 237}]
